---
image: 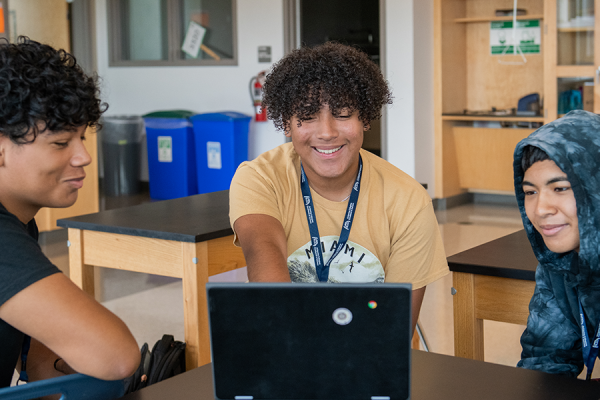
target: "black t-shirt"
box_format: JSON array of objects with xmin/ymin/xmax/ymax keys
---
[{"xmin": 0, "ymin": 203, "xmax": 60, "ymax": 388}]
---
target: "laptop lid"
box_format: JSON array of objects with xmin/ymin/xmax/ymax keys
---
[{"xmin": 207, "ymin": 282, "xmax": 412, "ymax": 400}]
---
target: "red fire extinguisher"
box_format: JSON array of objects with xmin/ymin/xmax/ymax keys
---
[{"xmin": 249, "ymin": 71, "xmax": 267, "ymax": 122}]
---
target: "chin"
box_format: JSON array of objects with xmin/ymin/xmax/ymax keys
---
[
  {"xmin": 544, "ymin": 240, "xmax": 579, "ymax": 254},
  {"xmin": 51, "ymin": 194, "xmax": 80, "ymax": 208}
]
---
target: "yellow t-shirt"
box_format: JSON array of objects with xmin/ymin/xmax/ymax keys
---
[{"xmin": 229, "ymin": 143, "xmax": 448, "ymax": 288}]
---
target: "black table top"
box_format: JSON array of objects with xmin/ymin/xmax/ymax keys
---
[
  {"xmin": 119, "ymin": 350, "xmax": 600, "ymax": 400},
  {"xmin": 57, "ymin": 191, "xmax": 233, "ymax": 243},
  {"xmin": 447, "ymin": 229, "xmax": 538, "ymax": 281}
]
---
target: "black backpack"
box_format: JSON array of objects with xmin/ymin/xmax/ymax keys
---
[{"xmin": 124, "ymin": 334, "xmax": 186, "ymax": 393}]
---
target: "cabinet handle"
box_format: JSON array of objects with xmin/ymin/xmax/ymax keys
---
[{"xmin": 597, "ymin": 67, "xmax": 600, "ymax": 84}]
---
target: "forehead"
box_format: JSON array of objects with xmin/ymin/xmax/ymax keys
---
[{"xmin": 523, "ymin": 160, "xmax": 567, "ymax": 182}]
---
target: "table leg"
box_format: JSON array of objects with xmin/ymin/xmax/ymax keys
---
[
  {"xmin": 452, "ymin": 272, "xmax": 484, "ymax": 360},
  {"xmin": 182, "ymin": 241, "xmax": 211, "ymax": 370},
  {"xmin": 68, "ymin": 228, "xmax": 95, "ymax": 296}
]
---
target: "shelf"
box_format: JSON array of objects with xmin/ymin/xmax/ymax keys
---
[
  {"xmin": 442, "ymin": 115, "xmax": 545, "ymax": 122},
  {"xmin": 558, "ymin": 26, "xmax": 594, "ymax": 32},
  {"xmin": 556, "ymin": 65, "xmax": 595, "ymax": 77},
  {"xmin": 454, "ymin": 15, "xmax": 543, "ymax": 23}
]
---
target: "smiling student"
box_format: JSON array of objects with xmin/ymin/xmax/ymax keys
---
[
  {"xmin": 0, "ymin": 37, "xmax": 140, "ymax": 387},
  {"xmin": 229, "ymin": 42, "xmax": 448, "ymax": 332},
  {"xmin": 514, "ymin": 110, "xmax": 600, "ymax": 378}
]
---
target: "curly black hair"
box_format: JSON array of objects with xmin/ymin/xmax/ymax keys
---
[
  {"xmin": 0, "ymin": 36, "xmax": 107, "ymax": 144},
  {"xmin": 262, "ymin": 42, "xmax": 392, "ymax": 131}
]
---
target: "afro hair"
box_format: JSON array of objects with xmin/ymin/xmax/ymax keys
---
[{"xmin": 262, "ymin": 42, "xmax": 392, "ymax": 131}]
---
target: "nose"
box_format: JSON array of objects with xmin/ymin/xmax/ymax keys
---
[
  {"xmin": 71, "ymin": 137, "xmax": 92, "ymax": 168},
  {"xmin": 316, "ymin": 113, "xmax": 338, "ymax": 141},
  {"xmin": 535, "ymin": 191, "xmax": 556, "ymax": 217}
]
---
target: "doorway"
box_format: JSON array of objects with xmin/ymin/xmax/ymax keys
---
[{"xmin": 290, "ymin": 0, "xmax": 382, "ymax": 156}]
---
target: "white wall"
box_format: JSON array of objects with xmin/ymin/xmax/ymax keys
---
[
  {"xmin": 94, "ymin": 0, "xmax": 287, "ymax": 179},
  {"xmin": 383, "ymin": 0, "xmax": 434, "ymax": 197},
  {"xmin": 413, "ymin": 0, "xmax": 435, "ymax": 198},
  {"xmin": 383, "ymin": 0, "xmax": 414, "ymax": 179},
  {"xmin": 95, "ymin": 0, "xmax": 436, "ymax": 197}
]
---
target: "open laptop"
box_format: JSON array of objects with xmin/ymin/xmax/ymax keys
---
[{"xmin": 206, "ymin": 282, "xmax": 412, "ymax": 400}]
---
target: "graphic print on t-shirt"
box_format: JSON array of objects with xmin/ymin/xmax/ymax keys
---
[{"xmin": 287, "ymin": 235, "xmax": 384, "ymax": 283}]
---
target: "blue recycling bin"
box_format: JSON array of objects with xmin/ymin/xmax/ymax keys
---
[
  {"xmin": 190, "ymin": 112, "xmax": 252, "ymax": 194},
  {"xmin": 143, "ymin": 110, "xmax": 198, "ymax": 200}
]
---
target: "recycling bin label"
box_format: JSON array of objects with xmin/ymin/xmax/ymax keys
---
[
  {"xmin": 158, "ymin": 136, "xmax": 173, "ymax": 162},
  {"xmin": 207, "ymin": 141, "xmax": 222, "ymax": 169}
]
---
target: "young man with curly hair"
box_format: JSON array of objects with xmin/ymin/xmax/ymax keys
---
[
  {"xmin": 0, "ymin": 37, "xmax": 140, "ymax": 388},
  {"xmin": 229, "ymin": 42, "xmax": 448, "ymax": 332}
]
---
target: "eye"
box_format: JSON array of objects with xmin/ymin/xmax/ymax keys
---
[
  {"xmin": 54, "ymin": 141, "xmax": 69, "ymax": 148},
  {"xmin": 555, "ymin": 186, "xmax": 571, "ymax": 193},
  {"xmin": 523, "ymin": 188, "xmax": 536, "ymax": 196}
]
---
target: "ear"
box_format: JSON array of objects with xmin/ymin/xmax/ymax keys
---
[
  {"xmin": 0, "ymin": 135, "xmax": 7, "ymax": 167},
  {"xmin": 363, "ymin": 124, "xmax": 370, "ymax": 131},
  {"xmin": 283, "ymin": 122, "xmax": 292, "ymax": 138}
]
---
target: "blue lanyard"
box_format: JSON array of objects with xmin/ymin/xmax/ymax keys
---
[
  {"xmin": 300, "ymin": 156, "xmax": 363, "ymax": 282},
  {"xmin": 19, "ymin": 335, "xmax": 30, "ymax": 384},
  {"xmin": 578, "ymin": 298, "xmax": 600, "ymax": 380}
]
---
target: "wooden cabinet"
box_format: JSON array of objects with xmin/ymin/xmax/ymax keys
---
[
  {"xmin": 35, "ymin": 127, "xmax": 99, "ymax": 232},
  {"xmin": 434, "ymin": 0, "xmax": 559, "ymax": 198},
  {"xmin": 545, "ymin": 0, "xmax": 600, "ymax": 122}
]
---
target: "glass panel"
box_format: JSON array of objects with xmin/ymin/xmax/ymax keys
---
[
  {"xmin": 557, "ymin": 77, "xmax": 593, "ymax": 115},
  {"xmin": 557, "ymin": 0, "xmax": 595, "ymax": 65},
  {"xmin": 180, "ymin": 0, "xmax": 234, "ymax": 60},
  {"xmin": 120, "ymin": 0, "xmax": 169, "ymax": 61}
]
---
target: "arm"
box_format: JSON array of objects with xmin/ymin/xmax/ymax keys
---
[
  {"xmin": 517, "ymin": 264, "xmax": 583, "ymax": 377},
  {"xmin": 234, "ymin": 214, "xmax": 291, "ymax": 282},
  {"xmin": 411, "ymin": 286, "xmax": 426, "ymax": 335},
  {"xmin": 0, "ymin": 273, "xmax": 140, "ymax": 381}
]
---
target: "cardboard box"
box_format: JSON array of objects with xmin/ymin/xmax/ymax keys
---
[{"xmin": 583, "ymin": 82, "xmax": 594, "ymax": 112}]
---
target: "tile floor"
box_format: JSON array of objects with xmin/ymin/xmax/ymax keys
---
[{"xmin": 39, "ymin": 198, "xmax": 528, "ymax": 368}]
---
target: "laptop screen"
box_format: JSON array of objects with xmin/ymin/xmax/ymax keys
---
[{"xmin": 207, "ymin": 283, "xmax": 412, "ymax": 400}]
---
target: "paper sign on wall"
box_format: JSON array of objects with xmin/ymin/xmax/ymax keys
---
[
  {"xmin": 490, "ymin": 20, "xmax": 541, "ymax": 55},
  {"xmin": 181, "ymin": 21, "xmax": 206, "ymax": 58},
  {"xmin": 207, "ymin": 141, "xmax": 222, "ymax": 169}
]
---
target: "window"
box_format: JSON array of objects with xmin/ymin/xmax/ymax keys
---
[{"xmin": 108, "ymin": 0, "xmax": 237, "ymax": 66}]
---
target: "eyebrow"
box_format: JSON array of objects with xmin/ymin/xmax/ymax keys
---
[{"xmin": 522, "ymin": 176, "xmax": 570, "ymax": 187}]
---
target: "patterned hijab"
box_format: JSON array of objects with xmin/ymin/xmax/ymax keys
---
[{"xmin": 513, "ymin": 110, "xmax": 600, "ymax": 284}]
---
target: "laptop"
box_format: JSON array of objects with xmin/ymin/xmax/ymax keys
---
[{"xmin": 206, "ymin": 282, "xmax": 412, "ymax": 400}]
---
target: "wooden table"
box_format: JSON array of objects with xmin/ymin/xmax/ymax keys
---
[
  {"xmin": 448, "ymin": 229, "xmax": 538, "ymax": 361},
  {"xmin": 57, "ymin": 190, "xmax": 246, "ymax": 370},
  {"xmin": 119, "ymin": 350, "xmax": 600, "ymax": 400}
]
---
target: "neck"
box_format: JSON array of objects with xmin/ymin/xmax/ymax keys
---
[
  {"xmin": 0, "ymin": 194, "xmax": 38, "ymax": 224},
  {"xmin": 303, "ymin": 161, "xmax": 360, "ymax": 202}
]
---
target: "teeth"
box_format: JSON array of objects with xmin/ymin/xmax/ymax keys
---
[{"xmin": 316, "ymin": 146, "xmax": 342, "ymax": 154}]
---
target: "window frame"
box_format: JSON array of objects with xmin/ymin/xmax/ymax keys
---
[{"xmin": 107, "ymin": 0, "xmax": 238, "ymax": 67}]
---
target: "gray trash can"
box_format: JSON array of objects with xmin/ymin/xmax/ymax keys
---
[{"xmin": 100, "ymin": 115, "xmax": 144, "ymax": 196}]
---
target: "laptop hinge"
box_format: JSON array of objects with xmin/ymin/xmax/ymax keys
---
[
  {"xmin": 234, "ymin": 397, "xmax": 253, "ymax": 400},
  {"xmin": 371, "ymin": 397, "xmax": 391, "ymax": 400}
]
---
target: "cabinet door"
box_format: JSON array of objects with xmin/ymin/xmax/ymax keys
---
[
  {"xmin": 557, "ymin": 0, "xmax": 595, "ymax": 65},
  {"xmin": 548, "ymin": 0, "xmax": 600, "ymax": 118}
]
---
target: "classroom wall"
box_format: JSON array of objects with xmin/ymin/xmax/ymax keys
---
[
  {"xmin": 94, "ymin": 0, "xmax": 287, "ymax": 180},
  {"xmin": 94, "ymin": 0, "xmax": 435, "ymax": 197},
  {"xmin": 413, "ymin": 0, "xmax": 435, "ymax": 197}
]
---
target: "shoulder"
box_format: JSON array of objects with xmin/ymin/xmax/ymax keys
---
[
  {"xmin": 233, "ymin": 143, "xmax": 299, "ymax": 186},
  {"xmin": 361, "ymin": 150, "xmax": 431, "ymax": 209},
  {"xmin": 0, "ymin": 205, "xmax": 60, "ymax": 306}
]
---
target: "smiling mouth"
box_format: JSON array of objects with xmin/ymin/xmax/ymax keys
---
[
  {"xmin": 314, "ymin": 146, "xmax": 342, "ymax": 155},
  {"xmin": 539, "ymin": 224, "xmax": 567, "ymax": 236}
]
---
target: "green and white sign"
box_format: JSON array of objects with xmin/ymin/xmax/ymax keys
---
[
  {"xmin": 490, "ymin": 20, "xmax": 540, "ymax": 55},
  {"xmin": 158, "ymin": 136, "xmax": 173, "ymax": 163}
]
